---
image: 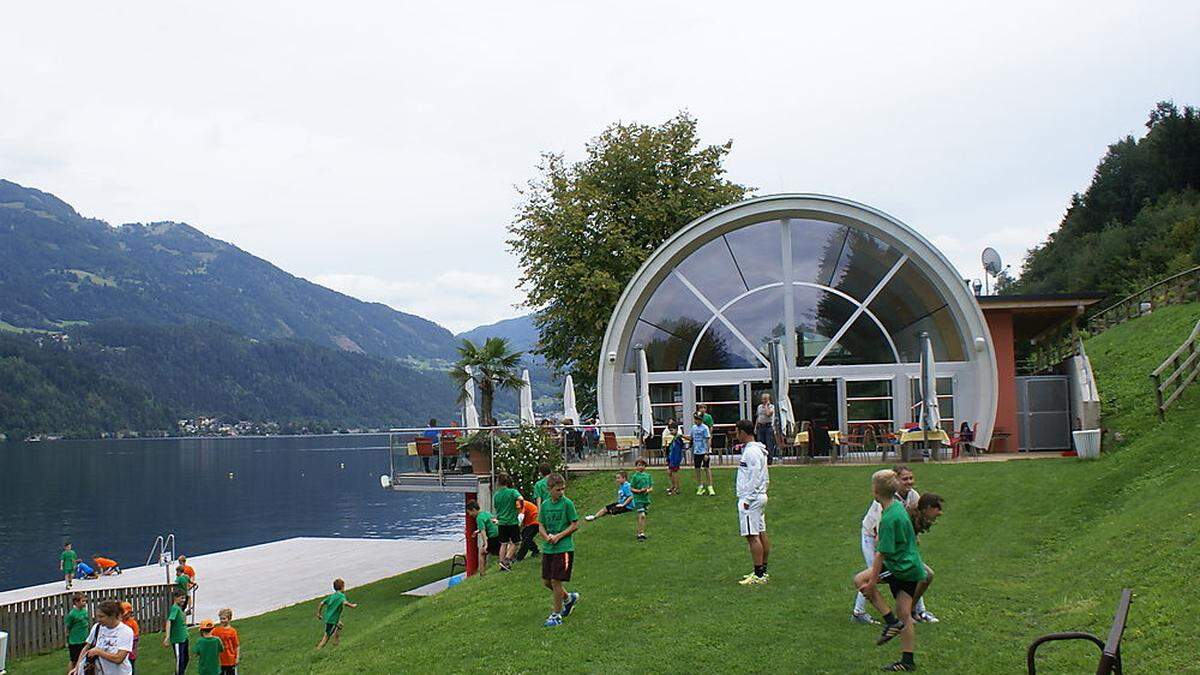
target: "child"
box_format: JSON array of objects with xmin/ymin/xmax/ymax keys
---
[
  {"xmin": 853, "ymin": 470, "xmax": 926, "ymax": 672},
  {"xmin": 120, "ymin": 601, "xmax": 140, "ymax": 674},
  {"xmin": 212, "ymin": 608, "xmax": 240, "ymax": 675},
  {"xmin": 538, "ymin": 473, "xmax": 580, "ymax": 627},
  {"xmin": 176, "ymin": 565, "xmax": 198, "ymax": 609},
  {"xmin": 93, "ymin": 555, "xmax": 122, "ymax": 575},
  {"xmin": 316, "ymin": 578, "xmax": 358, "ymax": 649},
  {"xmin": 163, "ymin": 590, "xmax": 190, "ymax": 675},
  {"xmin": 61, "ymin": 541, "xmax": 78, "ymax": 589},
  {"xmin": 515, "ymin": 498, "xmax": 541, "ymax": 561},
  {"xmin": 492, "ymin": 473, "xmax": 525, "ymax": 571},
  {"xmin": 629, "ymin": 459, "xmax": 653, "ymax": 541},
  {"xmin": 584, "ymin": 471, "xmax": 633, "ymax": 521},
  {"xmin": 533, "ymin": 463, "xmax": 552, "ymax": 509},
  {"xmin": 65, "ymin": 591, "xmax": 89, "ymax": 666},
  {"xmin": 79, "ymin": 600, "xmax": 134, "ymax": 675},
  {"xmin": 686, "ymin": 411, "xmax": 715, "ymax": 495},
  {"xmin": 734, "ymin": 419, "xmax": 770, "ymax": 585},
  {"xmin": 852, "ymin": 465, "xmax": 935, "ymax": 624},
  {"xmin": 467, "ymin": 500, "xmax": 500, "ymax": 575},
  {"xmin": 177, "ymin": 555, "xmax": 196, "ymax": 582},
  {"xmin": 908, "ymin": 494, "xmax": 945, "ymax": 613},
  {"xmin": 75, "ymin": 559, "xmax": 99, "ymax": 580},
  {"xmin": 193, "ymin": 619, "xmax": 225, "ymax": 675},
  {"xmin": 665, "ymin": 420, "xmax": 685, "ymax": 495}
]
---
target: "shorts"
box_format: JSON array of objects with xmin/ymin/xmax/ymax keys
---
[
  {"xmin": 603, "ymin": 503, "xmax": 630, "ymax": 515},
  {"xmin": 324, "ymin": 622, "xmax": 340, "ymax": 637},
  {"xmin": 880, "ymin": 570, "xmax": 919, "ymax": 599},
  {"xmin": 738, "ymin": 496, "xmax": 767, "ymax": 536},
  {"xmin": 221, "ymin": 666, "xmax": 238, "ymax": 675},
  {"xmin": 69, "ymin": 642, "xmax": 86, "ymax": 662},
  {"xmin": 484, "ymin": 536, "xmax": 501, "ymax": 556},
  {"xmin": 541, "ymin": 551, "xmax": 574, "ymax": 582},
  {"xmin": 668, "ymin": 463, "xmax": 680, "ymax": 472},
  {"xmin": 693, "ymin": 453, "xmax": 710, "ymax": 469},
  {"xmin": 634, "ymin": 503, "xmax": 650, "ymax": 514},
  {"xmin": 497, "ymin": 523, "xmax": 521, "ymax": 543}
]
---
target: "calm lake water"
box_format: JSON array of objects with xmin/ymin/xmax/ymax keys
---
[{"xmin": 0, "ymin": 435, "xmax": 461, "ymax": 592}]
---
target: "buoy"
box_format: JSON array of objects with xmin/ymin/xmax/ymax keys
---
[
  {"xmin": 379, "ymin": 474, "xmax": 392, "ymax": 489},
  {"xmin": 227, "ymin": 472, "xmax": 234, "ymax": 479},
  {"xmin": 339, "ymin": 462, "xmax": 345, "ymax": 469}
]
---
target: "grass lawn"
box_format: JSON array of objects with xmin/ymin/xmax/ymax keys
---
[{"xmin": 14, "ymin": 304, "xmax": 1200, "ymax": 673}]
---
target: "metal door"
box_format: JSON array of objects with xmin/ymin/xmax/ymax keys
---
[{"xmin": 1015, "ymin": 376, "xmax": 1071, "ymax": 451}]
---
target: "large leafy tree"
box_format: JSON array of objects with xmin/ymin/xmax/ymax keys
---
[
  {"xmin": 450, "ymin": 337, "xmax": 524, "ymax": 424},
  {"xmin": 508, "ymin": 112, "xmax": 750, "ymax": 409}
]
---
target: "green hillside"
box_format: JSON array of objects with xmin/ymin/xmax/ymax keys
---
[{"xmin": 16, "ymin": 307, "xmax": 1200, "ymax": 673}]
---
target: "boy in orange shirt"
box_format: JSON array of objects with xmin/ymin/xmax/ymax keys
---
[
  {"xmin": 94, "ymin": 555, "xmax": 122, "ymax": 575},
  {"xmin": 211, "ymin": 607, "xmax": 240, "ymax": 674},
  {"xmin": 120, "ymin": 601, "xmax": 140, "ymax": 673},
  {"xmin": 515, "ymin": 498, "xmax": 541, "ymax": 561}
]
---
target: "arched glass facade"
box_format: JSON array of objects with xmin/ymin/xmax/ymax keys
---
[{"xmin": 599, "ymin": 195, "xmax": 997, "ymax": 448}]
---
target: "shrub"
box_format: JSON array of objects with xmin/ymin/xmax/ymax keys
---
[{"xmin": 492, "ymin": 426, "xmax": 566, "ymax": 497}]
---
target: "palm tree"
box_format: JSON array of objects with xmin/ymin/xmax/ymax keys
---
[{"xmin": 450, "ymin": 337, "xmax": 525, "ymax": 424}]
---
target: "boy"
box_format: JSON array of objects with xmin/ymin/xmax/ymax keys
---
[
  {"xmin": 212, "ymin": 608, "xmax": 240, "ymax": 675},
  {"xmin": 80, "ymin": 600, "xmax": 134, "ymax": 675},
  {"xmin": 734, "ymin": 419, "xmax": 770, "ymax": 585},
  {"xmin": 120, "ymin": 601, "xmax": 140, "ymax": 674},
  {"xmin": 698, "ymin": 403, "xmax": 714, "ymax": 432},
  {"xmin": 467, "ymin": 500, "xmax": 500, "ymax": 575},
  {"xmin": 176, "ymin": 565, "xmax": 198, "ymax": 609},
  {"xmin": 177, "ymin": 555, "xmax": 196, "ymax": 582},
  {"xmin": 665, "ymin": 420, "xmax": 685, "ymax": 495},
  {"xmin": 853, "ymin": 470, "xmax": 926, "ymax": 672},
  {"xmin": 163, "ymin": 590, "xmax": 190, "ymax": 675},
  {"xmin": 629, "ymin": 459, "xmax": 653, "ymax": 541},
  {"xmin": 316, "ymin": 578, "xmax": 358, "ymax": 649},
  {"xmin": 533, "ymin": 463, "xmax": 552, "ymax": 508},
  {"xmin": 583, "ymin": 471, "xmax": 633, "ymax": 521},
  {"xmin": 94, "ymin": 555, "xmax": 122, "ymax": 575},
  {"xmin": 492, "ymin": 473, "xmax": 525, "ymax": 571},
  {"xmin": 193, "ymin": 619, "xmax": 225, "ymax": 675},
  {"xmin": 686, "ymin": 411, "xmax": 715, "ymax": 495},
  {"xmin": 538, "ymin": 473, "xmax": 580, "ymax": 627},
  {"xmin": 515, "ymin": 498, "xmax": 541, "ymax": 561},
  {"xmin": 65, "ymin": 591, "xmax": 90, "ymax": 666},
  {"xmin": 62, "ymin": 541, "xmax": 78, "ymax": 589}
]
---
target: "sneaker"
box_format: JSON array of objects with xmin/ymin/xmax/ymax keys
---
[
  {"xmin": 881, "ymin": 661, "xmax": 916, "ymax": 671},
  {"xmin": 707, "ymin": 485, "xmax": 716, "ymax": 495},
  {"xmin": 876, "ymin": 619, "xmax": 906, "ymax": 645},
  {"xmin": 915, "ymin": 610, "xmax": 939, "ymax": 623},
  {"xmin": 498, "ymin": 561, "xmax": 511, "ymax": 572},
  {"xmin": 636, "ymin": 533, "xmax": 647, "ymax": 542},
  {"xmin": 561, "ymin": 592, "xmax": 580, "ymax": 617},
  {"xmin": 696, "ymin": 485, "xmax": 706, "ymax": 495},
  {"xmin": 738, "ymin": 573, "xmax": 766, "ymax": 586},
  {"xmin": 851, "ymin": 612, "xmax": 880, "ymax": 625},
  {"xmin": 543, "ymin": 613, "xmax": 563, "ymax": 627},
  {"xmin": 584, "ymin": 515, "xmax": 596, "ymax": 522}
]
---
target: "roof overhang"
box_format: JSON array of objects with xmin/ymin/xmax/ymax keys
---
[{"xmin": 977, "ymin": 293, "xmax": 1107, "ymax": 343}]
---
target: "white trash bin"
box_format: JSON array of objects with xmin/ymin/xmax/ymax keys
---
[{"xmin": 1072, "ymin": 429, "xmax": 1101, "ymax": 459}]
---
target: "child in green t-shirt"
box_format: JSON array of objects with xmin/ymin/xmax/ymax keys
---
[
  {"xmin": 64, "ymin": 591, "xmax": 89, "ymax": 665},
  {"xmin": 492, "ymin": 473, "xmax": 525, "ymax": 571},
  {"xmin": 164, "ymin": 590, "xmax": 191, "ymax": 672},
  {"xmin": 467, "ymin": 500, "xmax": 501, "ymax": 575},
  {"xmin": 533, "ymin": 463, "xmax": 552, "ymax": 508},
  {"xmin": 316, "ymin": 578, "xmax": 358, "ymax": 649},
  {"xmin": 629, "ymin": 459, "xmax": 653, "ymax": 542},
  {"xmin": 61, "ymin": 542, "xmax": 78, "ymax": 589},
  {"xmin": 538, "ymin": 473, "xmax": 580, "ymax": 627},
  {"xmin": 193, "ymin": 619, "xmax": 225, "ymax": 675}
]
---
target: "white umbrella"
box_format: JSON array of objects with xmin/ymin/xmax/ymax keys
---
[
  {"xmin": 636, "ymin": 348, "xmax": 653, "ymax": 438},
  {"xmin": 919, "ymin": 332, "xmax": 941, "ymax": 432},
  {"xmin": 562, "ymin": 374, "xmax": 581, "ymax": 425},
  {"xmin": 771, "ymin": 340, "xmax": 796, "ymax": 437},
  {"xmin": 462, "ymin": 366, "xmax": 480, "ymax": 429},
  {"xmin": 519, "ymin": 369, "xmax": 535, "ymax": 425}
]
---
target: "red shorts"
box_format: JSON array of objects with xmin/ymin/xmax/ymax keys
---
[{"xmin": 541, "ymin": 551, "xmax": 574, "ymax": 582}]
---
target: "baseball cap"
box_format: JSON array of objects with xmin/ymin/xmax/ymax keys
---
[{"xmin": 199, "ymin": 619, "xmax": 215, "ymax": 630}]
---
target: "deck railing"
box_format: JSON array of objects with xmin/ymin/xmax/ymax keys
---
[
  {"xmin": 1150, "ymin": 319, "xmax": 1200, "ymax": 419},
  {"xmin": 1087, "ymin": 265, "xmax": 1200, "ymax": 333},
  {"xmin": 0, "ymin": 583, "xmax": 174, "ymax": 659}
]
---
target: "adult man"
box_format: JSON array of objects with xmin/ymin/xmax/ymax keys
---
[
  {"xmin": 754, "ymin": 393, "xmax": 776, "ymax": 461},
  {"xmin": 734, "ymin": 419, "xmax": 770, "ymax": 585}
]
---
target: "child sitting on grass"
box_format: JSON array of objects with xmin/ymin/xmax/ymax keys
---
[
  {"xmin": 538, "ymin": 473, "xmax": 580, "ymax": 627},
  {"xmin": 629, "ymin": 458, "xmax": 653, "ymax": 541},
  {"xmin": 584, "ymin": 471, "xmax": 633, "ymax": 522},
  {"xmin": 193, "ymin": 619, "xmax": 225, "ymax": 675},
  {"xmin": 316, "ymin": 578, "xmax": 358, "ymax": 649},
  {"xmin": 467, "ymin": 500, "xmax": 501, "ymax": 575},
  {"xmin": 212, "ymin": 607, "xmax": 240, "ymax": 674}
]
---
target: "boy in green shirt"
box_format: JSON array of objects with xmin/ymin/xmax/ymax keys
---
[
  {"xmin": 316, "ymin": 578, "xmax": 358, "ymax": 649},
  {"xmin": 467, "ymin": 500, "xmax": 501, "ymax": 575},
  {"xmin": 854, "ymin": 469, "xmax": 926, "ymax": 672},
  {"xmin": 65, "ymin": 591, "xmax": 89, "ymax": 665},
  {"xmin": 193, "ymin": 619, "xmax": 225, "ymax": 675},
  {"xmin": 538, "ymin": 473, "xmax": 580, "ymax": 627},
  {"xmin": 492, "ymin": 473, "xmax": 525, "ymax": 570},
  {"xmin": 61, "ymin": 541, "xmax": 78, "ymax": 589},
  {"xmin": 164, "ymin": 590, "xmax": 191, "ymax": 674},
  {"xmin": 629, "ymin": 459, "xmax": 653, "ymax": 542},
  {"xmin": 533, "ymin": 463, "xmax": 552, "ymax": 508}
]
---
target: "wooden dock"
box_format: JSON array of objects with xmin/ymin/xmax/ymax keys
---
[{"xmin": 0, "ymin": 537, "xmax": 461, "ymax": 623}]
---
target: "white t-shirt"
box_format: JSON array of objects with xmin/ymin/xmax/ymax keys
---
[
  {"xmin": 755, "ymin": 403, "xmax": 775, "ymax": 425},
  {"xmin": 736, "ymin": 441, "xmax": 769, "ymax": 501},
  {"xmin": 93, "ymin": 622, "xmax": 134, "ymax": 675},
  {"xmin": 860, "ymin": 489, "xmax": 920, "ymax": 537}
]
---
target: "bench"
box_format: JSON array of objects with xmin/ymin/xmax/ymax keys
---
[{"xmin": 1026, "ymin": 588, "xmax": 1132, "ymax": 674}]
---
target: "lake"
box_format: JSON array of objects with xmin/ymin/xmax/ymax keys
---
[{"xmin": 0, "ymin": 435, "xmax": 461, "ymax": 592}]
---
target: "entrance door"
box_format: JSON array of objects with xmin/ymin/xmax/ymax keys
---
[
  {"xmin": 789, "ymin": 380, "xmax": 839, "ymax": 455},
  {"xmin": 741, "ymin": 380, "xmax": 773, "ymax": 421},
  {"xmin": 1016, "ymin": 376, "xmax": 1071, "ymax": 451}
]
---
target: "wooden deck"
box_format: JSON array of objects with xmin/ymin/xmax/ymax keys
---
[{"xmin": 0, "ymin": 537, "xmax": 461, "ymax": 622}]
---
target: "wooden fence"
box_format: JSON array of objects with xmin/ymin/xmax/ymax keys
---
[
  {"xmin": 1151, "ymin": 319, "xmax": 1200, "ymax": 419},
  {"xmin": 1088, "ymin": 265, "xmax": 1200, "ymax": 333},
  {"xmin": 0, "ymin": 583, "xmax": 173, "ymax": 660}
]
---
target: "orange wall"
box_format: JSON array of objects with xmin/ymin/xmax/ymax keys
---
[{"xmin": 984, "ymin": 309, "xmax": 1019, "ymax": 452}]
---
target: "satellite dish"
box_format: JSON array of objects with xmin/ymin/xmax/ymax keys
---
[{"xmin": 982, "ymin": 247, "xmax": 1003, "ymax": 276}]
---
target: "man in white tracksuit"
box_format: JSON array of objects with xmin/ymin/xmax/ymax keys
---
[{"xmin": 734, "ymin": 419, "xmax": 770, "ymax": 586}]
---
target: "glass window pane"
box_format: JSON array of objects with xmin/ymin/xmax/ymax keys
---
[
  {"xmin": 626, "ymin": 320, "xmax": 697, "ymax": 372},
  {"xmin": 649, "ymin": 383, "xmax": 682, "ymax": 405},
  {"xmin": 828, "ymin": 230, "xmax": 903, "ymax": 301},
  {"xmin": 676, "ymin": 236, "xmax": 751, "ymax": 308},
  {"xmin": 790, "ymin": 219, "xmax": 851, "ymax": 286},
  {"xmin": 721, "ymin": 285, "xmax": 786, "ymax": 356},
  {"xmin": 871, "ymin": 264, "xmax": 966, "ymax": 362},
  {"xmin": 724, "ymin": 220, "xmax": 783, "ymax": 288},
  {"xmin": 690, "ymin": 321, "xmax": 761, "ymax": 370},
  {"xmin": 847, "ymin": 380, "xmax": 892, "ymax": 398},
  {"xmin": 697, "ymin": 384, "xmax": 739, "ymax": 402},
  {"xmin": 794, "ymin": 286, "xmax": 896, "ymax": 366},
  {"xmin": 848, "ymin": 399, "xmax": 892, "ymax": 421}
]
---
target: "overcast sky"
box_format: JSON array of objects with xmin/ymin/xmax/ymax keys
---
[{"xmin": 3, "ymin": 2, "xmax": 1198, "ymax": 332}]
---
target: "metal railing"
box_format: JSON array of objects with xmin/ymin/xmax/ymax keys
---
[
  {"xmin": 1150, "ymin": 319, "xmax": 1200, "ymax": 419},
  {"xmin": 145, "ymin": 532, "xmax": 176, "ymax": 581},
  {"xmin": 1087, "ymin": 265, "xmax": 1200, "ymax": 333}
]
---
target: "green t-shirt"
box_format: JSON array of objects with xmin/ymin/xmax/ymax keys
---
[
  {"xmin": 539, "ymin": 495, "xmax": 579, "ymax": 554},
  {"xmin": 61, "ymin": 549, "xmax": 78, "ymax": 574},
  {"xmin": 167, "ymin": 604, "xmax": 189, "ymax": 644},
  {"xmin": 322, "ymin": 591, "xmax": 347, "ymax": 625},
  {"xmin": 475, "ymin": 511, "xmax": 499, "ymax": 538},
  {"xmin": 193, "ymin": 635, "xmax": 224, "ymax": 675},
  {"xmin": 65, "ymin": 606, "xmax": 90, "ymax": 645},
  {"xmin": 629, "ymin": 471, "xmax": 653, "ymax": 505},
  {"xmin": 493, "ymin": 487, "xmax": 522, "ymax": 526},
  {"xmin": 533, "ymin": 477, "xmax": 550, "ymax": 505},
  {"xmin": 176, "ymin": 574, "xmax": 191, "ymax": 593},
  {"xmin": 877, "ymin": 499, "xmax": 926, "ymax": 582}
]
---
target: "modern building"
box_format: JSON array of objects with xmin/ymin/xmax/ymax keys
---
[{"xmin": 596, "ymin": 194, "xmax": 1102, "ymax": 453}]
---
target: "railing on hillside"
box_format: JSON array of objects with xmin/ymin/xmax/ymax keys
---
[
  {"xmin": 0, "ymin": 583, "xmax": 173, "ymax": 659},
  {"xmin": 1150, "ymin": 319, "xmax": 1200, "ymax": 419},
  {"xmin": 1019, "ymin": 333, "xmax": 1083, "ymax": 375},
  {"xmin": 1088, "ymin": 265, "xmax": 1200, "ymax": 333}
]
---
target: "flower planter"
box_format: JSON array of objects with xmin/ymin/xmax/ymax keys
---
[{"xmin": 467, "ymin": 446, "xmax": 492, "ymax": 475}]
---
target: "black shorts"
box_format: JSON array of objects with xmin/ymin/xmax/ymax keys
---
[
  {"xmin": 497, "ymin": 524, "xmax": 521, "ymax": 543},
  {"xmin": 324, "ymin": 622, "xmax": 340, "ymax": 637},
  {"xmin": 221, "ymin": 666, "xmax": 238, "ymax": 675},
  {"xmin": 693, "ymin": 453, "xmax": 710, "ymax": 469},
  {"xmin": 541, "ymin": 551, "xmax": 574, "ymax": 582},
  {"xmin": 485, "ymin": 536, "xmax": 501, "ymax": 556},
  {"xmin": 604, "ymin": 503, "xmax": 630, "ymax": 515},
  {"xmin": 69, "ymin": 642, "xmax": 86, "ymax": 662},
  {"xmin": 881, "ymin": 571, "xmax": 919, "ymax": 599}
]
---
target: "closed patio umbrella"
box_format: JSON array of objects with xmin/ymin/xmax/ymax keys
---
[
  {"xmin": 462, "ymin": 366, "xmax": 480, "ymax": 429},
  {"xmin": 919, "ymin": 332, "xmax": 941, "ymax": 433},
  {"xmin": 562, "ymin": 374, "xmax": 581, "ymax": 425},
  {"xmin": 520, "ymin": 369, "xmax": 535, "ymax": 425},
  {"xmin": 635, "ymin": 347, "xmax": 653, "ymax": 438},
  {"xmin": 771, "ymin": 340, "xmax": 796, "ymax": 438}
]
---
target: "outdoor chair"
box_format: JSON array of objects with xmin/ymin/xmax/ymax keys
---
[
  {"xmin": 603, "ymin": 431, "xmax": 625, "ymax": 465},
  {"xmin": 415, "ymin": 437, "xmax": 435, "ymax": 473},
  {"xmin": 1027, "ymin": 588, "xmax": 1132, "ymax": 674},
  {"xmin": 439, "ymin": 435, "xmax": 460, "ymax": 472}
]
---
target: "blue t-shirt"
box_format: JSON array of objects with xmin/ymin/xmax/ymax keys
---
[
  {"xmin": 616, "ymin": 481, "xmax": 633, "ymax": 507},
  {"xmin": 691, "ymin": 424, "xmax": 710, "ymax": 454},
  {"xmin": 667, "ymin": 436, "xmax": 685, "ymax": 466},
  {"xmin": 74, "ymin": 561, "xmax": 94, "ymax": 578},
  {"xmin": 422, "ymin": 429, "xmax": 440, "ymax": 445}
]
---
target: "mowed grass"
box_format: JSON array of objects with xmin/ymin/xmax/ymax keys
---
[{"xmin": 15, "ymin": 305, "xmax": 1200, "ymax": 673}]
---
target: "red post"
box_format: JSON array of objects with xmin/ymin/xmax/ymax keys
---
[{"xmin": 465, "ymin": 491, "xmax": 478, "ymax": 576}]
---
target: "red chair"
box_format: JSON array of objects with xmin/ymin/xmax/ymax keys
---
[
  {"xmin": 440, "ymin": 435, "xmax": 460, "ymax": 471},
  {"xmin": 415, "ymin": 437, "xmax": 435, "ymax": 473}
]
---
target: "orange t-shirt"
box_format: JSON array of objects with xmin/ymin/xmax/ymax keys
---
[
  {"xmin": 181, "ymin": 564, "xmax": 196, "ymax": 580},
  {"xmin": 122, "ymin": 617, "xmax": 140, "ymax": 659},
  {"xmin": 94, "ymin": 557, "xmax": 117, "ymax": 568},
  {"xmin": 211, "ymin": 624, "xmax": 239, "ymax": 666},
  {"xmin": 521, "ymin": 500, "xmax": 539, "ymax": 526}
]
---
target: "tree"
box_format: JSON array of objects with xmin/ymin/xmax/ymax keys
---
[
  {"xmin": 508, "ymin": 112, "xmax": 751, "ymax": 410},
  {"xmin": 450, "ymin": 337, "xmax": 524, "ymax": 424}
]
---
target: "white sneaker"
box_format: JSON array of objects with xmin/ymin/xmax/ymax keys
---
[{"xmin": 584, "ymin": 515, "xmax": 596, "ymax": 522}]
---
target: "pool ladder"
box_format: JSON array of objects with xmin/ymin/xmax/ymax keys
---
[{"xmin": 146, "ymin": 533, "xmax": 177, "ymax": 581}]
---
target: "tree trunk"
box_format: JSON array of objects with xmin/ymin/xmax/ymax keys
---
[{"xmin": 480, "ymin": 380, "xmax": 494, "ymax": 425}]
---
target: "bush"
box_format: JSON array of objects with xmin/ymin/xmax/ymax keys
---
[{"xmin": 492, "ymin": 426, "xmax": 566, "ymax": 497}]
